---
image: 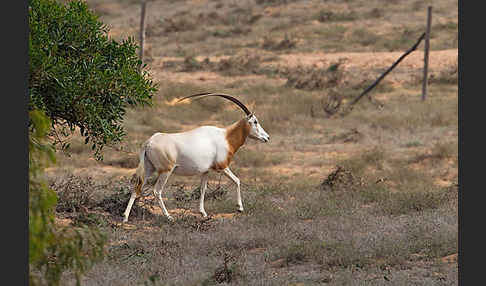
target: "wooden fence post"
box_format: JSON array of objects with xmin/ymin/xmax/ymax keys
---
[
  {"xmin": 422, "ymin": 6, "xmax": 432, "ymax": 101},
  {"xmin": 138, "ymin": 0, "xmax": 147, "ymax": 71}
]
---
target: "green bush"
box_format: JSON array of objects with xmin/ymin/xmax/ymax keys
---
[
  {"xmin": 29, "ymin": 110, "xmax": 106, "ymax": 286},
  {"xmin": 29, "ymin": 0, "xmax": 158, "ymax": 284},
  {"xmin": 29, "ymin": 0, "xmax": 157, "ymax": 159}
]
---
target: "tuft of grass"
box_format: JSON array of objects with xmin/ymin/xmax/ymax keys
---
[
  {"xmin": 255, "ymin": 0, "xmax": 300, "ymax": 6},
  {"xmin": 234, "ymin": 148, "xmax": 284, "ymax": 168},
  {"xmin": 382, "ymin": 28, "xmax": 423, "ymax": 51},
  {"xmin": 261, "ymin": 34, "xmax": 297, "ymax": 51},
  {"xmin": 284, "ymin": 60, "xmax": 345, "ymax": 90},
  {"xmin": 429, "ymin": 142, "xmax": 457, "ymax": 160},
  {"xmin": 274, "ymin": 239, "xmax": 373, "ymax": 270},
  {"xmin": 163, "ymin": 16, "xmax": 197, "ymax": 33},
  {"xmin": 72, "ymin": 212, "xmax": 109, "ymax": 227},
  {"xmin": 65, "ymin": 136, "xmax": 90, "ymax": 155},
  {"xmin": 314, "ymin": 24, "xmax": 348, "ymax": 42},
  {"xmin": 429, "ymin": 61, "xmax": 458, "ymax": 85},
  {"xmin": 404, "ymin": 140, "xmax": 423, "ymax": 148},
  {"xmin": 327, "ymin": 128, "xmax": 363, "ymax": 144},
  {"xmin": 338, "ymin": 147, "xmax": 386, "ymax": 177},
  {"xmin": 380, "ymin": 188, "xmax": 452, "ymax": 216},
  {"xmin": 211, "ymin": 26, "xmax": 252, "ymax": 38},
  {"xmin": 281, "ymin": 241, "xmax": 313, "ymax": 265},
  {"xmin": 410, "ymin": 142, "xmax": 457, "ymax": 164},
  {"xmin": 360, "ymin": 94, "xmax": 458, "ymax": 132},
  {"xmin": 315, "ymin": 9, "xmax": 358, "ymax": 23},
  {"xmin": 179, "ymin": 56, "xmax": 210, "ymax": 72},
  {"xmin": 215, "ymin": 52, "xmax": 262, "ymax": 76},
  {"xmin": 367, "ymin": 8, "xmax": 384, "ymax": 19},
  {"xmin": 352, "ymin": 28, "xmax": 381, "ymax": 47},
  {"xmin": 105, "ymin": 155, "xmax": 139, "ymax": 169}
]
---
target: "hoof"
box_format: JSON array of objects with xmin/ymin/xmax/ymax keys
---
[
  {"xmin": 237, "ymin": 208, "xmax": 244, "ymax": 213},
  {"xmin": 166, "ymin": 216, "xmax": 174, "ymax": 222},
  {"xmin": 200, "ymin": 211, "xmax": 208, "ymax": 218}
]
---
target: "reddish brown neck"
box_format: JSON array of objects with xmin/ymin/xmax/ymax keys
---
[{"xmin": 225, "ymin": 118, "xmax": 250, "ymax": 155}]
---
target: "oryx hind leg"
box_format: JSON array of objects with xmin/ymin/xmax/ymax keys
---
[
  {"xmin": 154, "ymin": 166, "xmax": 176, "ymax": 221},
  {"xmin": 123, "ymin": 160, "xmax": 155, "ymax": 223},
  {"xmin": 199, "ymin": 172, "xmax": 209, "ymax": 218}
]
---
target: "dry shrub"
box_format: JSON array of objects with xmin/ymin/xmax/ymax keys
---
[
  {"xmin": 104, "ymin": 155, "xmax": 139, "ymax": 169},
  {"xmin": 315, "ymin": 9, "xmax": 358, "ymax": 23},
  {"xmin": 211, "ymin": 252, "xmax": 241, "ymax": 284},
  {"xmin": 410, "ymin": 142, "xmax": 457, "ymax": 164},
  {"xmin": 429, "ymin": 61, "xmax": 458, "ymax": 85},
  {"xmin": 368, "ymin": 8, "xmax": 384, "ymax": 18},
  {"xmin": 261, "ymin": 34, "xmax": 297, "ymax": 51},
  {"xmin": 325, "ymin": 148, "xmax": 456, "ymax": 216},
  {"xmin": 320, "ymin": 165, "xmax": 365, "ymax": 192},
  {"xmin": 215, "ymin": 52, "xmax": 262, "ymax": 76},
  {"xmin": 51, "ymin": 174, "xmax": 99, "ymax": 213},
  {"xmin": 280, "ymin": 241, "xmax": 313, "ymax": 266},
  {"xmin": 380, "ymin": 188, "xmax": 453, "ymax": 216},
  {"xmin": 357, "ymin": 163, "xmax": 456, "ymax": 216},
  {"xmin": 72, "ymin": 212, "xmax": 109, "ymax": 227},
  {"xmin": 284, "ymin": 60, "xmax": 345, "ymax": 90},
  {"xmin": 211, "ymin": 26, "xmax": 252, "ymax": 38},
  {"xmin": 179, "ymin": 56, "xmax": 210, "ymax": 72},
  {"xmin": 172, "ymin": 215, "xmax": 216, "ymax": 232},
  {"xmin": 327, "ymin": 128, "xmax": 363, "ymax": 143},
  {"xmin": 352, "ymin": 28, "xmax": 381, "ymax": 47},
  {"xmin": 235, "ymin": 148, "xmax": 273, "ymax": 167},
  {"xmin": 274, "ymin": 238, "xmax": 374, "ymax": 270},
  {"xmin": 66, "ymin": 137, "xmax": 89, "ymax": 155},
  {"xmin": 97, "ymin": 187, "xmax": 155, "ymax": 220},
  {"xmin": 255, "ymin": 0, "xmax": 299, "ymax": 5},
  {"xmin": 383, "ymin": 27, "xmax": 423, "ymax": 51},
  {"xmin": 196, "ymin": 11, "xmax": 230, "ymax": 26},
  {"xmin": 163, "ymin": 17, "xmax": 197, "ymax": 33},
  {"xmin": 338, "ymin": 147, "xmax": 386, "ymax": 177},
  {"xmin": 173, "ymin": 183, "xmax": 228, "ymax": 202}
]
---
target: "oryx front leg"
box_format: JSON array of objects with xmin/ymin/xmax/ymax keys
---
[
  {"xmin": 199, "ymin": 172, "xmax": 209, "ymax": 218},
  {"xmin": 154, "ymin": 167, "xmax": 176, "ymax": 222},
  {"xmin": 223, "ymin": 167, "xmax": 243, "ymax": 213}
]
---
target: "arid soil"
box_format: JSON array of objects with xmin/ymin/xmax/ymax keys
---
[{"xmin": 48, "ymin": 0, "xmax": 458, "ymax": 285}]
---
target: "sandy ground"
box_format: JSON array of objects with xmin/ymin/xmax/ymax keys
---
[{"xmin": 146, "ymin": 49, "xmax": 457, "ymax": 87}]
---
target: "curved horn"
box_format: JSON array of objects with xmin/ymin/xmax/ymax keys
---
[{"xmin": 177, "ymin": 92, "xmax": 252, "ymax": 115}]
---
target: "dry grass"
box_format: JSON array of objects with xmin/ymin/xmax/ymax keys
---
[
  {"xmin": 50, "ymin": 0, "xmax": 458, "ymax": 284},
  {"xmin": 54, "ymin": 171, "xmax": 456, "ymax": 285}
]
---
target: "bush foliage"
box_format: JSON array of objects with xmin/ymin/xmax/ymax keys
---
[
  {"xmin": 29, "ymin": 0, "xmax": 157, "ymax": 159},
  {"xmin": 29, "ymin": 110, "xmax": 106, "ymax": 286},
  {"xmin": 28, "ymin": 0, "xmax": 158, "ymax": 284}
]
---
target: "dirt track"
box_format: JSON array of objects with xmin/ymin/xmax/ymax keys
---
[{"xmin": 149, "ymin": 49, "xmax": 457, "ymax": 86}]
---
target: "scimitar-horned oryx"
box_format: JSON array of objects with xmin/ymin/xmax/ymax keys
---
[{"xmin": 123, "ymin": 93, "xmax": 270, "ymax": 222}]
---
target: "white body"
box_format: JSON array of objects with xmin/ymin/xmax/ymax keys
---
[
  {"xmin": 123, "ymin": 114, "xmax": 269, "ymax": 222},
  {"xmin": 149, "ymin": 126, "xmax": 229, "ymax": 176}
]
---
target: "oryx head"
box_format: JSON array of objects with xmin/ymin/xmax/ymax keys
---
[
  {"xmin": 177, "ymin": 92, "xmax": 270, "ymax": 143},
  {"xmin": 245, "ymin": 113, "xmax": 269, "ymax": 143}
]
